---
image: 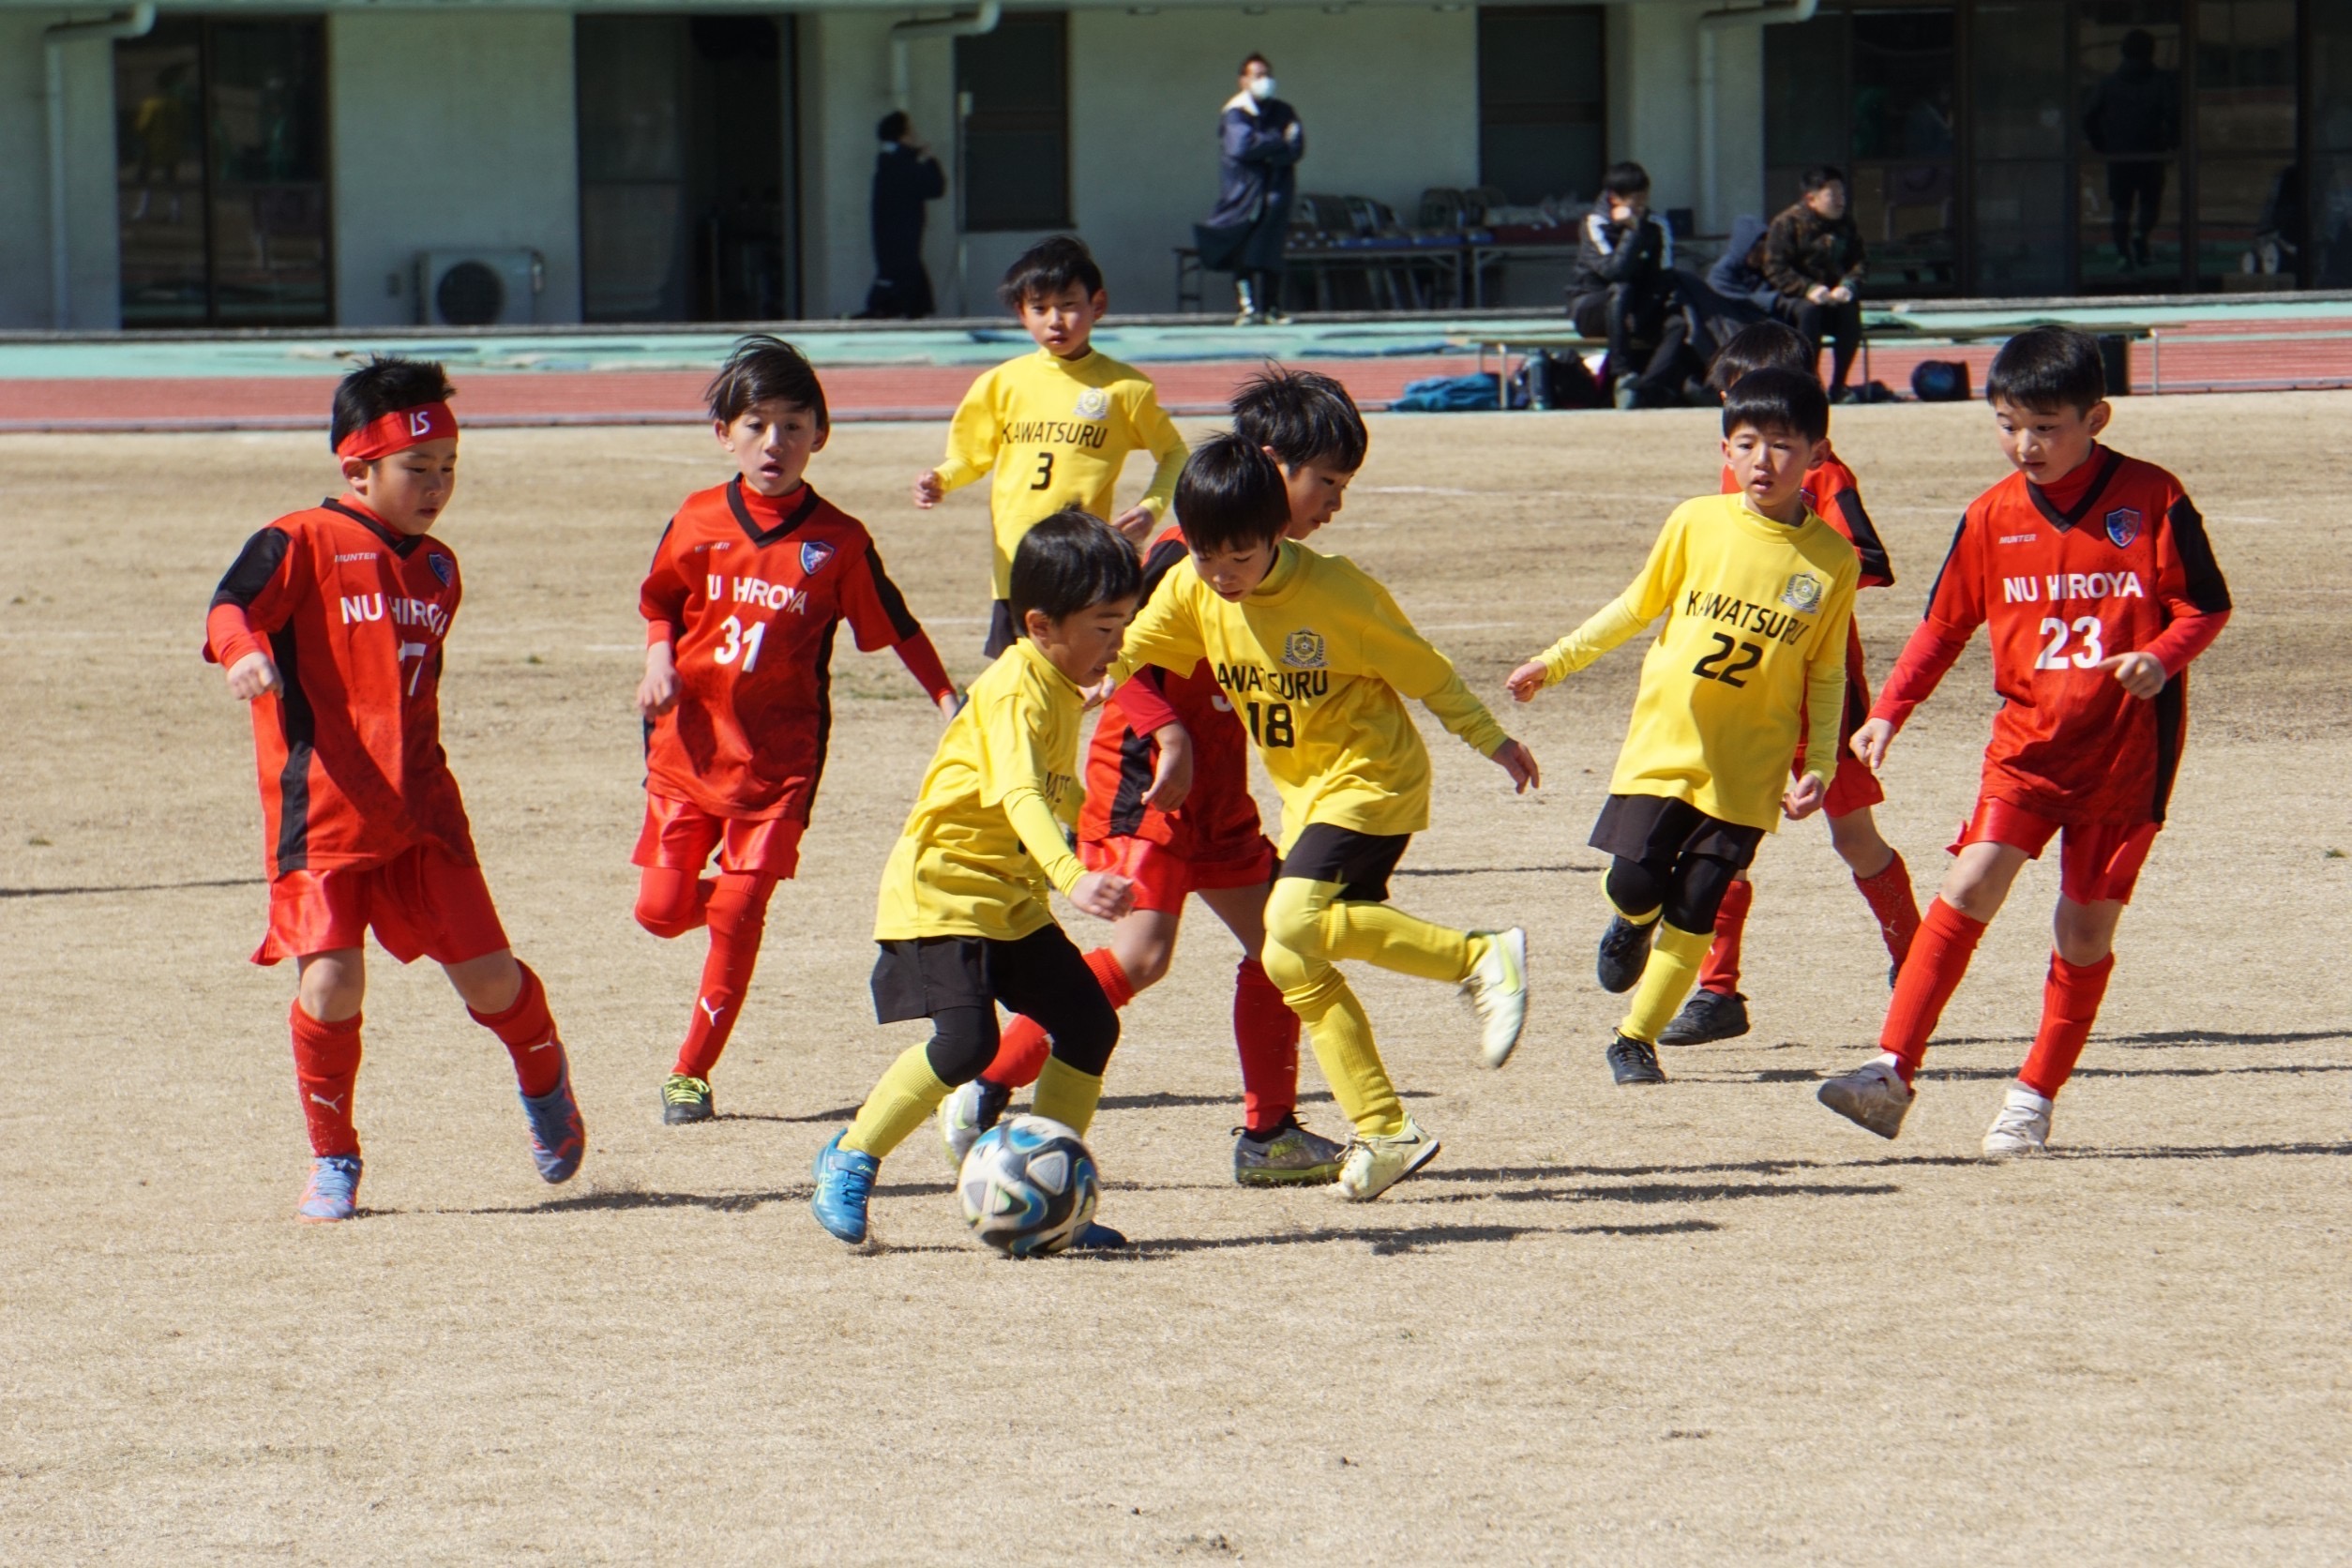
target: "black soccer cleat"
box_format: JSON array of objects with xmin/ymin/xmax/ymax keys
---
[
  {"xmin": 1596, "ymin": 914, "xmax": 1655, "ymax": 993},
  {"xmin": 1658, "ymin": 988, "xmax": 1750, "ymax": 1047},
  {"xmin": 661, "ymin": 1073, "xmax": 715, "ymax": 1124},
  {"xmin": 1606, "ymin": 1033, "xmax": 1667, "ymax": 1086}
]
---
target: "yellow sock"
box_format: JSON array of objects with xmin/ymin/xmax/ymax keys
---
[
  {"xmin": 1282, "ymin": 968, "xmax": 1403, "ymax": 1138},
  {"xmin": 1620, "ymin": 922, "xmax": 1713, "ymax": 1044},
  {"xmin": 1031, "ymin": 1056, "xmax": 1105, "ymax": 1137},
  {"xmin": 1606, "ymin": 888, "xmax": 1663, "ymax": 926},
  {"xmin": 842, "ymin": 1044, "xmax": 950, "ymax": 1158},
  {"xmin": 1321, "ymin": 900, "xmax": 1476, "ymax": 984}
]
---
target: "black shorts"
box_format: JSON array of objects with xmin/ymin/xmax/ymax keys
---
[
  {"xmin": 1590, "ymin": 793, "xmax": 1764, "ymax": 872},
  {"xmin": 870, "ymin": 924, "xmax": 1097, "ymax": 1025},
  {"xmin": 1274, "ymin": 824, "xmax": 1411, "ymax": 903},
  {"xmin": 984, "ymin": 598, "xmax": 1018, "ymax": 658}
]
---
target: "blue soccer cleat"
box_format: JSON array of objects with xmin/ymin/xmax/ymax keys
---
[
  {"xmin": 296, "ymin": 1154, "xmax": 363, "ymax": 1223},
  {"xmin": 519, "ymin": 1062, "xmax": 586, "ymax": 1184},
  {"xmin": 811, "ymin": 1130, "xmax": 880, "ymax": 1244},
  {"xmin": 1072, "ymin": 1220, "xmax": 1128, "ymax": 1250}
]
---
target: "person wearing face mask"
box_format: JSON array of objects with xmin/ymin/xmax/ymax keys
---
[{"xmin": 1196, "ymin": 53, "xmax": 1304, "ymax": 325}]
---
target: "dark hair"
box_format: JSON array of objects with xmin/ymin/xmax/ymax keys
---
[
  {"xmin": 1602, "ymin": 161, "xmax": 1651, "ymax": 198},
  {"xmin": 330, "ymin": 355, "xmax": 454, "ymax": 451},
  {"xmin": 1984, "ymin": 324, "xmax": 2106, "ymax": 414},
  {"xmin": 2121, "ymin": 27, "xmax": 2156, "ymax": 63},
  {"xmin": 1009, "ymin": 508, "xmax": 1143, "ymax": 626},
  {"xmin": 1174, "ymin": 432, "xmax": 1290, "ymax": 554},
  {"xmin": 1801, "ymin": 164, "xmax": 1847, "ymax": 194},
  {"xmin": 877, "ymin": 110, "xmax": 910, "ymax": 142},
  {"xmin": 999, "ymin": 235, "xmax": 1106, "ymax": 311},
  {"xmin": 705, "ymin": 335, "xmax": 828, "ymax": 429},
  {"xmin": 1239, "ymin": 52, "xmax": 1270, "ymax": 74},
  {"xmin": 1707, "ymin": 321, "xmax": 1813, "ymax": 394},
  {"xmin": 1722, "ymin": 366, "xmax": 1830, "ymax": 444},
  {"xmin": 1229, "ymin": 365, "xmax": 1366, "ymax": 472}
]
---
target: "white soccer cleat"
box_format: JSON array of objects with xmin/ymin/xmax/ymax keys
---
[
  {"xmin": 1982, "ymin": 1083, "xmax": 2053, "ymax": 1159},
  {"xmin": 1337, "ymin": 1115, "xmax": 1441, "ymax": 1201},
  {"xmin": 1817, "ymin": 1058, "xmax": 1915, "ymax": 1140},
  {"xmin": 937, "ymin": 1080, "xmax": 990, "ymax": 1172},
  {"xmin": 1462, "ymin": 927, "xmax": 1530, "ymax": 1068}
]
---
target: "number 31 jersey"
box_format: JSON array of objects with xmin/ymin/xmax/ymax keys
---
[
  {"xmin": 639, "ymin": 478, "xmax": 926, "ymax": 823},
  {"xmin": 1907, "ymin": 447, "xmax": 2230, "ymax": 824}
]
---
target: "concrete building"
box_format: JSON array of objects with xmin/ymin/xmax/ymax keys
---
[{"xmin": 6, "ymin": 0, "xmax": 2352, "ymax": 332}]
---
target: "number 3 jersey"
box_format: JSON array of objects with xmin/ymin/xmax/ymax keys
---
[
  {"xmin": 1874, "ymin": 446, "xmax": 2231, "ymax": 825},
  {"xmin": 639, "ymin": 478, "xmax": 929, "ymax": 823},
  {"xmin": 1532, "ymin": 493, "xmax": 1861, "ymax": 833},
  {"xmin": 204, "ymin": 499, "xmax": 475, "ymax": 878}
]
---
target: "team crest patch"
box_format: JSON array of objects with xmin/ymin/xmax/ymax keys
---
[
  {"xmin": 2105, "ymin": 506, "xmax": 2143, "ymax": 548},
  {"xmin": 1281, "ymin": 628, "xmax": 1327, "ymax": 670},
  {"xmin": 428, "ymin": 552, "xmax": 455, "ymax": 586},
  {"xmin": 799, "ymin": 539, "xmax": 836, "ymax": 576},
  {"xmin": 1074, "ymin": 387, "xmax": 1111, "ymax": 420},
  {"xmin": 1779, "ymin": 571, "xmax": 1824, "ymax": 614}
]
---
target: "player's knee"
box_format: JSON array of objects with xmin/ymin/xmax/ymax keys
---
[
  {"xmin": 1045, "ymin": 1003, "xmax": 1119, "ymax": 1078},
  {"xmin": 923, "ymin": 1006, "xmax": 999, "ymax": 1087},
  {"xmin": 1605, "ymin": 858, "xmax": 1666, "ymax": 921},
  {"xmin": 1262, "ymin": 878, "xmax": 1332, "ymax": 961},
  {"xmin": 1663, "ymin": 856, "xmax": 1740, "ymax": 932},
  {"xmin": 633, "ymin": 882, "xmax": 702, "ymax": 939},
  {"xmin": 2052, "ymin": 902, "xmax": 2120, "ymax": 966}
]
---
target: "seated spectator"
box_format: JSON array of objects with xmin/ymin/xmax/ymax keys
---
[
  {"xmin": 1570, "ymin": 162, "xmax": 1691, "ymax": 409},
  {"xmin": 1766, "ymin": 165, "xmax": 1867, "ymax": 399}
]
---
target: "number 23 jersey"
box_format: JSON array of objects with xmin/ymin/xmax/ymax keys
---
[
  {"xmin": 640, "ymin": 478, "xmax": 927, "ymax": 822},
  {"xmin": 1904, "ymin": 448, "xmax": 2230, "ymax": 824}
]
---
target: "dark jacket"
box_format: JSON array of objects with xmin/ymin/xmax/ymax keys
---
[
  {"xmin": 1572, "ymin": 201, "xmax": 1672, "ymax": 296},
  {"xmin": 1203, "ymin": 96, "xmax": 1303, "ymax": 230},
  {"xmin": 1705, "ymin": 213, "xmax": 1778, "ymax": 313},
  {"xmin": 871, "ymin": 142, "xmax": 945, "ymax": 270},
  {"xmin": 1764, "ymin": 201, "xmax": 1866, "ymax": 297},
  {"xmin": 2082, "ymin": 59, "xmax": 2179, "ymax": 158}
]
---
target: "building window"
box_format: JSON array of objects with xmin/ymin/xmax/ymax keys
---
[
  {"xmin": 1478, "ymin": 7, "xmax": 1607, "ymax": 205},
  {"xmin": 114, "ymin": 17, "xmax": 330, "ymax": 328},
  {"xmin": 957, "ymin": 11, "xmax": 1069, "ymax": 232}
]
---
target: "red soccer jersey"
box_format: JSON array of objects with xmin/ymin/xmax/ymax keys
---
[
  {"xmin": 640, "ymin": 478, "xmax": 928, "ymax": 822},
  {"xmin": 206, "ymin": 498, "xmax": 475, "ymax": 878},
  {"xmin": 1876, "ymin": 446, "xmax": 2231, "ymax": 824},
  {"xmin": 1078, "ymin": 527, "xmax": 1264, "ymax": 856}
]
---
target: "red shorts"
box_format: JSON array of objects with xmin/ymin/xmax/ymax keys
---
[
  {"xmin": 633, "ymin": 792, "xmax": 805, "ymax": 879},
  {"xmin": 1822, "ymin": 750, "xmax": 1887, "ymax": 817},
  {"xmin": 1951, "ymin": 796, "xmax": 2160, "ymax": 905},
  {"xmin": 1080, "ymin": 833, "xmax": 1276, "ymax": 914},
  {"xmin": 255, "ymin": 843, "xmax": 509, "ymax": 967}
]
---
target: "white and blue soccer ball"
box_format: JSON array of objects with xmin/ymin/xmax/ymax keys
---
[{"xmin": 957, "ymin": 1114, "xmax": 1099, "ymax": 1258}]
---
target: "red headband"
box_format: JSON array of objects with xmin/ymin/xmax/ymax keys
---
[{"xmin": 336, "ymin": 401, "xmax": 457, "ymax": 461}]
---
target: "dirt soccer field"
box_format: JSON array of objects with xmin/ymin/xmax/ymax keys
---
[{"xmin": 3, "ymin": 393, "xmax": 2347, "ymax": 1563}]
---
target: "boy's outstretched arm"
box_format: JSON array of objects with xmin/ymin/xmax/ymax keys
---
[
  {"xmin": 1855, "ymin": 516, "xmax": 1992, "ymax": 766},
  {"xmin": 919, "ymin": 377, "xmax": 998, "ymax": 509},
  {"xmin": 1109, "ymin": 386, "xmax": 1187, "ymax": 543},
  {"xmin": 1357, "ymin": 581, "xmax": 1540, "ymax": 792},
  {"xmin": 1786, "ymin": 593, "xmax": 1853, "ymax": 821},
  {"xmin": 206, "ymin": 526, "xmax": 302, "ymax": 701},
  {"xmin": 1509, "ymin": 519, "xmax": 1685, "ymax": 701},
  {"xmin": 838, "ymin": 545, "xmax": 963, "ymax": 717}
]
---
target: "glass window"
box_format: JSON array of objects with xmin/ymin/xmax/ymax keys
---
[
  {"xmin": 958, "ymin": 12, "xmax": 1068, "ymax": 232},
  {"xmin": 1970, "ymin": 0, "xmax": 2069, "ymax": 293},
  {"xmin": 2311, "ymin": 0, "xmax": 2352, "ymax": 285},
  {"xmin": 1478, "ymin": 7, "xmax": 1606, "ymax": 204},
  {"xmin": 2194, "ymin": 0, "xmax": 2297, "ymax": 284},
  {"xmin": 1847, "ymin": 8, "xmax": 1958, "ymax": 289},
  {"xmin": 2077, "ymin": 1, "xmax": 2184, "ymax": 290},
  {"xmin": 114, "ymin": 17, "xmax": 328, "ymax": 328},
  {"xmin": 1765, "ymin": 13, "xmax": 1849, "ymax": 208}
]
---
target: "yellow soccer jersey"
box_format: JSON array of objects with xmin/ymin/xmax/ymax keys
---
[
  {"xmin": 874, "ymin": 640, "xmax": 1087, "ymax": 942},
  {"xmin": 1113, "ymin": 541, "xmax": 1507, "ymax": 852},
  {"xmin": 1531, "ymin": 492, "xmax": 1859, "ymax": 832},
  {"xmin": 932, "ymin": 346, "xmax": 1188, "ymax": 597}
]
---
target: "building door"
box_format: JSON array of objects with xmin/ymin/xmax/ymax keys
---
[
  {"xmin": 577, "ymin": 15, "xmax": 795, "ymax": 323},
  {"xmin": 113, "ymin": 17, "xmax": 330, "ymax": 327}
]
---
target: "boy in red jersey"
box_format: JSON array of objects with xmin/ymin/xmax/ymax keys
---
[
  {"xmin": 935, "ymin": 369, "xmax": 1364, "ymax": 1185},
  {"xmin": 1661, "ymin": 323, "xmax": 1922, "ymax": 1046},
  {"xmin": 1817, "ymin": 325, "xmax": 2230, "ymax": 1155},
  {"xmin": 204, "ymin": 357, "xmax": 584, "ymax": 1223},
  {"xmin": 635, "ymin": 338, "xmax": 958, "ymax": 1123}
]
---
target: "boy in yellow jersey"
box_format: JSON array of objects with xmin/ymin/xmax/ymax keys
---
[
  {"xmin": 913, "ymin": 234, "xmax": 1188, "ymax": 656},
  {"xmin": 1111, "ymin": 434, "xmax": 1541, "ymax": 1201},
  {"xmin": 1507, "ymin": 368, "xmax": 1859, "ymax": 1086},
  {"xmin": 809, "ymin": 510, "xmax": 1143, "ymax": 1248}
]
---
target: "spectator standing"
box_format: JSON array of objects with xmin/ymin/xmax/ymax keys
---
[
  {"xmin": 1569, "ymin": 163, "xmax": 1690, "ymax": 409},
  {"xmin": 2083, "ymin": 28, "xmax": 2179, "ymax": 272},
  {"xmin": 1197, "ymin": 53, "xmax": 1304, "ymax": 325},
  {"xmin": 1766, "ymin": 166, "xmax": 1867, "ymax": 400},
  {"xmin": 859, "ymin": 112, "xmax": 946, "ymax": 319}
]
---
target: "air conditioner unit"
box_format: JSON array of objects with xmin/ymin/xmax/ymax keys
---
[{"xmin": 415, "ymin": 249, "xmax": 544, "ymax": 327}]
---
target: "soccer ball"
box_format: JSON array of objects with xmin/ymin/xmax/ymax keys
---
[{"xmin": 956, "ymin": 1114, "xmax": 1100, "ymax": 1258}]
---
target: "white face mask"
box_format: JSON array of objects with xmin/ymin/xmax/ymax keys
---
[{"xmin": 1247, "ymin": 74, "xmax": 1276, "ymax": 101}]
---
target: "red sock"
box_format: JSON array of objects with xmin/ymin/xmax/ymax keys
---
[
  {"xmin": 289, "ymin": 1001, "xmax": 362, "ymax": 1158},
  {"xmin": 635, "ymin": 867, "xmax": 714, "ymax": 940},
  {"xmin": 2017, "ymin": 952, "xmax": 2115, "ymax": 1100},
  {"xmin": 1878, "ymin": 898, "xmax": 1987, "ymax": 1082},
  {"xmin": 1233, "ymin": 957, "xmax": 1302, "ymax": 1134},
  {"xmin": 469, "ymin": 961, "xmax": 565, "ymax": 1097},
  {"xmin": 674, "ymin": 872, "xmax": 776, "ymax": 1079},
  {"xmin": 986, "ymin": 947, "xmax": 1134, "ymax": 1089},
  {"xmin": 1696, "ymin": 878, "xmax": 1753, "ymax": 996},
  {"xmin": 1855, "ymin": 852, "xmax": 1924, "ymax": 968}
]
